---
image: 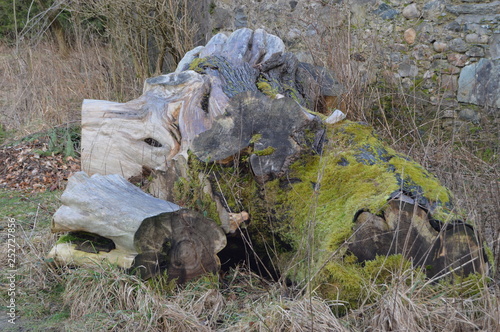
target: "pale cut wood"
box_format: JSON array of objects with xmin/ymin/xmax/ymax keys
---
[
  {"xmin": 50, "ymin": 171, "xmax": 226, "ymax": 281},
  {"xmin": 47, "ymin": 243, "xmax": 136, "ymax": 269},
  {"xmin": 81, "ymin": 70, "xmax": 226, "ymax": 183}
]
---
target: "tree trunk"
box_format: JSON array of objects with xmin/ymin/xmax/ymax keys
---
[
  {"xmin": 49, "ymin": 172, "xmax": 226, "ymax": 281},
  {"xmin": 71, "ymin": 28, "xmax": 488, "ymax": 291}
]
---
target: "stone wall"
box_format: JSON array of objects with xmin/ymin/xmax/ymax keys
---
[{"xmin": 207, "ymin": 0, "xmax": 500, "ymax": 135}]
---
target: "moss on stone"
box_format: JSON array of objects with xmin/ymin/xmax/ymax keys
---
[
  {"xmin": 256, "ymin": 81, "xmax": 279, "ymax": 98},
  {"xmin": 254, "ymin": 146, "xmax": 276, "ymax": 156},
  {"xmin": 249, "ymin": 133, "xmax": 262, "ymax": 144}
]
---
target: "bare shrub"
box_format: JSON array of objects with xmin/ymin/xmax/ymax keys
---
[
  {"xmin": 300, "ymin": 3, "xmax": 380, "ymax": 121},
  {"xmin": 74, "ymin": 0, "xmax": 199, "ymax": 79}
]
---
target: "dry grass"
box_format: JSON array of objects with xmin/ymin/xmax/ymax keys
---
[
  {"xmin": 60, "ymin": 262, "xmax": 351, "ymax": 331},
  {"xmin": 0, "ymin": 40, "xmax": 141, "ymax": 139},
  {"xmin": 63, "ymin": 266, "xmax": 213, "ymax": 331}
]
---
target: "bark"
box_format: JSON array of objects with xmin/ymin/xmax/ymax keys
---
[{"xmin": 349, "ymin": 197, "xmax": 488, "ymax": 278}]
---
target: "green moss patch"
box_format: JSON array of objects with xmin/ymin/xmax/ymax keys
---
[
  {"xmin": 256, "ymin": 80, "xmax": 279, "ymax": 98},
  {"xmin": 254, "ymin": 146, "xmax": 275, "ymax": 156},
  {"xmin": 173, "ymin": 158, "xmax": 220, "ymax": 223},
  {"xmin": 272, "ymin": 121, "xmax": 452, "ymax": 253}
]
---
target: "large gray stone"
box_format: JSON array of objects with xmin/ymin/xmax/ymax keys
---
[
  {"xmin": 373, "ymin": 3, "xmax": 399, "ymax": 19},
  {"xmin": 490, "ymin": 34, "xmax": 500, "ymax": 60},
  {"xmin": 466, "ymin": 46, "xmax": 485, "ymax": 58},
  {"xmin": 449, "ymin": 38, "xmax": 468, "ymax": 53},
  {"xmin": 211, "ymin": 8, "xmax": 232, "ymax": 30},
  {"xmin": 398, "ymin": 62, "xmax": 419, "ymax": 77},
  {"xmin": 422, "ymin": 0, "xmax": 446, "ymax": 20},
  {"xmin": 446, "ymin": 2, "xmax": 500, "ymax": 15},
  {"xmin": 454, "ymin": 14, "xmax": 500, "ymax": 24},
  {"xmin": 458, "ymin": 58, "xmax": 500, "ymax": 109},
  {"xmin": 403, "ymin": 3, "xmax": 420, "ymax": 19},
  {"xmin": 235, "ymin": 7, "xmax": 248, "ymax": 28}
]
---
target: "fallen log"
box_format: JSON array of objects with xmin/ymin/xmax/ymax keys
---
[
  {"xmin": 48, "ymin": 172, "xmax": 226, "ymax": 281},
  {"xmin": 187, "ymin": 106, "xmax": 489, "ymax": 287},
  {"xmin": 52, "ymin": 28, "xmax": 489, "ymax": 293}
]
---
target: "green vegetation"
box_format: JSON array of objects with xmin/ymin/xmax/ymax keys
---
[
  {"xmin": 188, "ymin": 57, "xmax": 217, "ymax": 74},
  {"xmin": 254, "ymin": 146, "xmax": 275, "ymax": 156},
  {"xmin": 0, "ymin": 0, "xmax": 43, "ymax": 41},
  {"xmin": 175, "ymin": 120, "xmax": 468, "ymax": 311},
  {"xmin": 0, "ymin": 122, "xmax": 9, "ymax": 145},
  {"xmin": 209, "ymin": 2, "xmax": 217, "ymax": 15},
  {"xmin": 249, "ymin": 133, "xmax": 262, "ymax": 144},
  {"xmin": 3, "ymin": 125, "xmax": 81, "ymax": 158},
  {"xmin": 0, "ymin": 188, "xmax": 61, "ymax": 225},
  {"xmin": 32, "ymin": 125, "xmax": 80, "ymax": 158},
  {"xmin": 256, "ymin": 80, "xmax": 279, "ymax": 98},
  {"xmin": 173, "ymin": 156, "xmax": 222, "ymax": 222}
]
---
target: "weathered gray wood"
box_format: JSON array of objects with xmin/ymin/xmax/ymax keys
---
[
  {"xmin": 81, "ymin": 70, "xmax": 225, "ymax": 200},
  {"xmin": 81, "ymin": 28, "xmax": 343, "ymax": 200},
  {"xmin": 191, "ymin": 91, "xmax": 324, "ymax": 181},
  {"xmin": 49, "ymin": 172, "xmax": 226, "ymax": 281},
  {"xmin": 81, "ymin": 72, "xmax": 214, "ymax": 175}
]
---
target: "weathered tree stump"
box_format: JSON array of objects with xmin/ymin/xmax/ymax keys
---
[
  {"xmin": 81, "ymin": 28, "xmax": 344, "ymax": 198},
  {"xmin": 48, "ymin": 172, "xmax": 226, "ymax": 281},
  {"xmin": 58, "ymin": 28, "xmax": 489, "ymax": 290}
]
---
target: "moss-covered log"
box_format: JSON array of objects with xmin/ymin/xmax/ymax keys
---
[
  {"xmin": 72, "ymin": 28, "xmax": 489, "ymax": 295},
  {"xmin": 186, "ymin": 116, "xmax": 489, "ymax": 300}
]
